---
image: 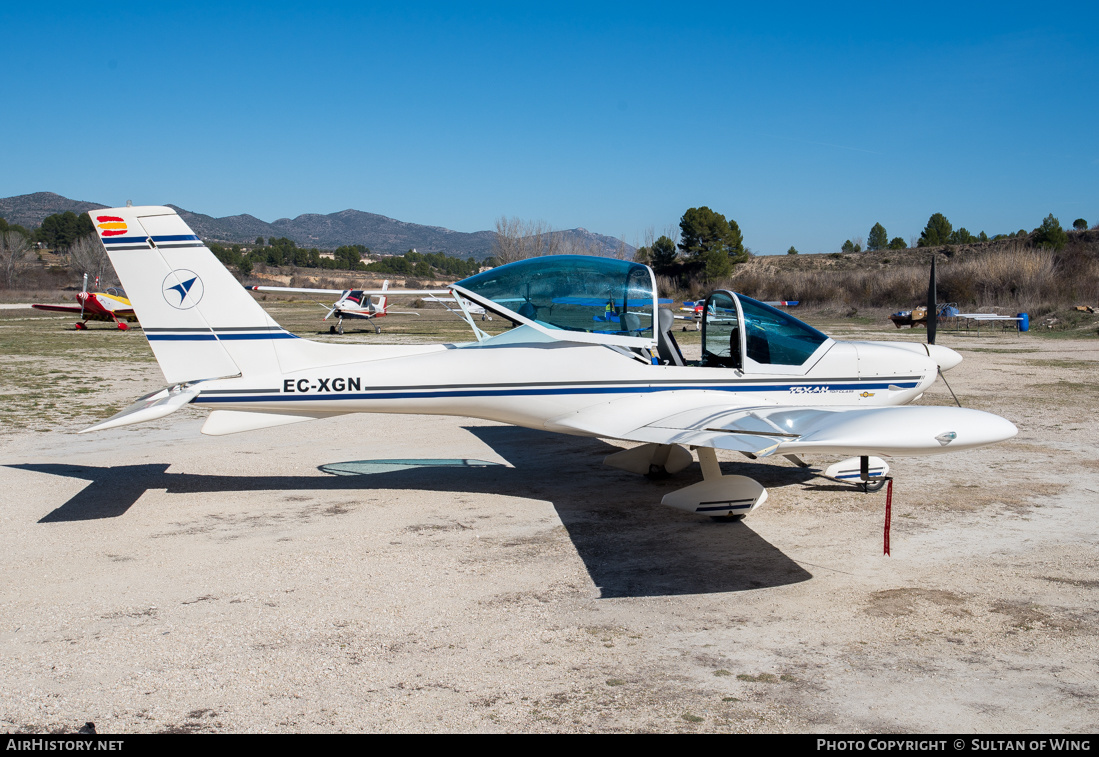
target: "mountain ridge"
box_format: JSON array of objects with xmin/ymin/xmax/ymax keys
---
[{"xmin": 0, "ymin": 191, "xmax": 633, "ymax": 260}]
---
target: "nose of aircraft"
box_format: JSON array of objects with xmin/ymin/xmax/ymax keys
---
[{"xmin": 927, "ymin": 344, "xmax": 963, "ymax": 371}]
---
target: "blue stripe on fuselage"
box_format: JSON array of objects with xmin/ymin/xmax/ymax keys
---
[{"xmin": 196, "ymin": 381, "xmax": 920, "ymax": 403}]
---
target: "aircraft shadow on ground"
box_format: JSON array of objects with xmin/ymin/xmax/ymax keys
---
[{"xmin": 10, "ymin": 426, "xmax": 817, "ymax": 597}]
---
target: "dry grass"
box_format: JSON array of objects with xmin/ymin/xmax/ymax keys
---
[{"xmin": 657, "ymin": 240, "xmax": 1099, "ymax": 320}]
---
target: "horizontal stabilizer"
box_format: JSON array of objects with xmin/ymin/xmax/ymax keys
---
[
  {"xmin": 201, "ymin": 409, "xmax": 330, "ymax": 436},
  {"xmin": 80, "ymin": 385, "xmax": 201, "ymax": 433}
]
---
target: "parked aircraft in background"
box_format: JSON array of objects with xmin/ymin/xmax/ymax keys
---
[
  {"xmin": 421, "ymin": 294, "xmax": 492, "ymax": 320},
  {"xmin": 80, "ymin": 206, "xmax": 1016, "ymax": 523},
  {"xmin": 681, "ymin": 299, "xmax": 798, "ymax": 329},
  {"xmin": 32, "ymin": 273, "xmax": 138, "ymax": 330},
  {"xmin": 248, "ymin": 284, "xmax": 497, "ymax": 327},
  {"xmin": 245, "ymin": 280, "xmax": 422, "ymax": 334}
]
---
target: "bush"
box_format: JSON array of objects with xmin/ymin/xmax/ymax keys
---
[{"xmin": 950, "ymin": 228, "xmax": 975, "ymax": 245}]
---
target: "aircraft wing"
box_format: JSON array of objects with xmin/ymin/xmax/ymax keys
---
[
  {"xmin": 31, "ymin": 304, "xmax": 84, "ymax": 314},
  {"xmin": 246, "ymin": 285, "xmax": 450, "ymax": 296},
  {"xmin": 546, "ymin": 393, "xmax": 1017, "ymax": 458},
  {"xmin": 551, "ymin": 297, "xmax": 674, "ymax": 306}
]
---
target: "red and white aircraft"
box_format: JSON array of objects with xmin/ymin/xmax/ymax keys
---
[{"xmin": 32, "ymin": 273, "xmax": 138, "ymax": 330}]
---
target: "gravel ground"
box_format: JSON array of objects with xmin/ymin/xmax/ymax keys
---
[{"xmin": 1, "ymin": 325, "xmax": 1097, "ymax": 733}]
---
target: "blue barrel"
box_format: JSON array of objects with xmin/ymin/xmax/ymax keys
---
[{"xmin": 1016, "ymin": 313, "xmax": 1029, "ymax": 332}]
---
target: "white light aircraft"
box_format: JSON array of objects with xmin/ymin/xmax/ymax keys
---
[
  {"xmin": 246, "ymin": 283, "xmax": 493, "ymax": 329},
  {"xmin": 81, "ymin": 206, "xmax": 1016, "ymax": 520},
  {"xmin": 421, "ymin": 294, "xmax": 492, "ymax": 320},
  {"xmin": 245, "ymin": 280, "xmax": 423, "ymax": 334}
]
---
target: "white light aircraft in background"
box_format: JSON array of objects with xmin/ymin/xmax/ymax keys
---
[
  {"xmin": 246, "ymin": 280, "xmax": 425, "ymax": 334},
  {"xmin": 81, "ymin": 206, "xmax": 1016, "ymax": 521},
  {"xmin": 421, "ymin": 294, "xmax": 492, "ymax": 320}
]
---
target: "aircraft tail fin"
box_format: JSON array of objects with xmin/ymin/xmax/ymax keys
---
[
  {"xmin": 377, "ymin": 279, "xmax": 389, "ymax": 316},
  {"xmin": 89, "ymin": 206, "xmax": 287, "ymax": 384}
]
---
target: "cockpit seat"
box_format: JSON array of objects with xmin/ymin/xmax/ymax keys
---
[
  {"xmin": 656, "ymin": 308, "xmax": 685, "ymax": 366},
  {"xmin": 729, "ymin": 327, "xmax": 742, "ymax": 370}
]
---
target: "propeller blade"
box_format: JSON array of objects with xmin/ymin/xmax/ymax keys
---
[
  {"xmin": 927, "ymin": 256, "xmax": 937, "ymax": 346},
  {"xmin": 80, "ymin": 273, "xmax": 88, "ymax": 320},
  {"xmin": 323, "ymin": 304, "xmax": 339, "ymax": 321}
]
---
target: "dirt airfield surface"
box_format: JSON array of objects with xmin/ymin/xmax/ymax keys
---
[{"xmin": 1, "ymin": 307, "xmax": 1097, "ymax": 733}]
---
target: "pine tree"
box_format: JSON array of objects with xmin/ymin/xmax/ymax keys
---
[
  {"xmin": 1033, "ymin": 214, "xmax": 1067, "ymax": 250},
  {"xmin": 867, "ymin": 222, "xmax": 888, "ymax": 251},
  {"xmin": 678, "ymin": 207, "xmax": 746, "ymax": 280},
  {"xmin": 650, "ymin": 235, "xmax": 678, "ymax": 272},
  {"xmin": 918, "ymin": 213, "xmax": 953, "ymax": 247}
]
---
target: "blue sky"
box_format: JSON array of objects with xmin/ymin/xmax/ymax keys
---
[{"xmin": 2, "ymin": 1, "xmax": 1096, "ymax": 254}]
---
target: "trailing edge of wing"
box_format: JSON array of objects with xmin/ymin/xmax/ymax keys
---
[{"xmin": 546, "ymin": 392, "xmax": 788, "ymax": 456}]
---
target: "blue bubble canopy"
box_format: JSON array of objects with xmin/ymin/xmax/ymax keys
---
[{"xmin": 454, "ymin": 255, "xmax": 658, "ymax": 348}]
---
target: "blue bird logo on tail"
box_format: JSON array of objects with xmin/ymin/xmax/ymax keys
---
[{"xmin": 162, "ymin": 270, "xmax": 204, "ymax": 309}]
